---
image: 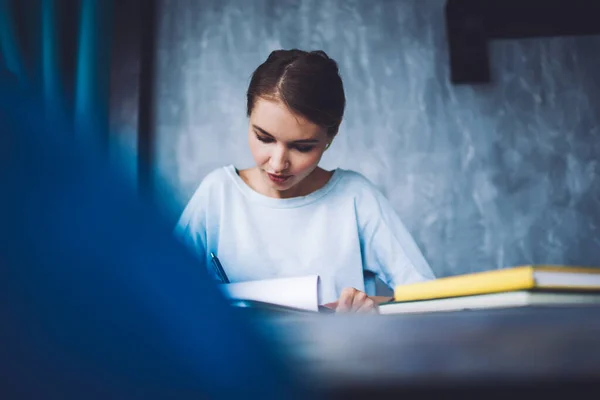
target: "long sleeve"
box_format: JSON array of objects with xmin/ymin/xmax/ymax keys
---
[{"xmin": 357, "ymin": 183, "xmax": 435, "ymax": 289}]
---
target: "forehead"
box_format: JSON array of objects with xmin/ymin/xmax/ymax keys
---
[{"xmin": 250, "ymin": 98, "xmax": 326, "ymax": 141}]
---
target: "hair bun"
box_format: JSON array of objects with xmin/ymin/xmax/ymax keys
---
[
  {"xmin": 266, "ymin": 49, "xmax": 337, "ymax": 72},
  {"xmin": 266, "ymin": 49, "xmax": 303, "ymax": 63},
  {"xmin": 308, "ymin": 50, "xmax": 339, "ymax": 72},
  {"xmin": 309, "ymin": 50, "xmax": 329, "ymax": 60}
]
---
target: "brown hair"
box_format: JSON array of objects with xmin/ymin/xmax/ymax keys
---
[{"xmin": 246, "ymin": 49, "xmax": 346, "ymax": 136}]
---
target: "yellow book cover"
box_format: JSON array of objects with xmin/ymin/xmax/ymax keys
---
[{"xmin": 394, "ymin": 265, "xmax": 600, "ymax": 302}]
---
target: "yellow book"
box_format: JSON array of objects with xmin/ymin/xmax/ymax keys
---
[{"xmin": 394, "ymin": 265, "xmax": 600, "ymax": 302}]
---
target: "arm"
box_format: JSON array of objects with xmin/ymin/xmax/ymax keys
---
[
  {"xmin": 357, "ymin": 185, "xmax": 435, "ymax": 290},
  {"xmin": 331, "ymin": 180, "xmax": 434, "ymax": 313}
]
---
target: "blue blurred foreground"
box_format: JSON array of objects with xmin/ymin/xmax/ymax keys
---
[{"xmin": 0, "ymin": 83, "xmax": 302, "ymax": 399}]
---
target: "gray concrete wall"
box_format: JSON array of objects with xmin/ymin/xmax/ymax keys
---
[{"xmin": 151, "ymin": 0, "xmax": 600, "ymax": 277}]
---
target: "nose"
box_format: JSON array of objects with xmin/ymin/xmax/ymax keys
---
[{"xmin": 269, "ymin": 145, "xmax": 290, "ymax": 173}]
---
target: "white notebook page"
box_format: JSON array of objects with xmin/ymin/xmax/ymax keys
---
[{"xmin": 219, "ymin": 275, "xmax": 320, "ymax": 312}]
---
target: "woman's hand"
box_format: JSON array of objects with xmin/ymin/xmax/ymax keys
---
[{"xmin": 324, "ymin": 287, "xmax": 390, "ymax": 313}]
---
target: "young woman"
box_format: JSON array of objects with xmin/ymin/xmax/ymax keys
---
[{"xmin": 176, "ymin": 49, "xmax": 435, "ymax": 313}]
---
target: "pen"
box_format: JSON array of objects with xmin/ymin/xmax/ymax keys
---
[{"xmin": 210, "ymin": 252, "xmax": 230, "ymax": 284}]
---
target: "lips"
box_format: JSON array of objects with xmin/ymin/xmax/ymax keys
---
[{"xmin": 266, "ymin": 172, "xmax": 291, "ymax": 184}]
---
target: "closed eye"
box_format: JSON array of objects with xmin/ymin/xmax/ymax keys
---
[
  {"xmin": 293, "ymin": 145, "xmax": 314, "ymax": 153},
  {"xmin": 255, "ymin": 132, "xmax": 315, "ymax": 152},
  {"xmin": 255, "ymin": 133, "xmax": 274, "ymax": 143}
]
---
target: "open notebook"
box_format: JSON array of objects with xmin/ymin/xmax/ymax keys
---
[{"xmin": 218, "ymin": 275, "xmax": 332, "ymax": 313}]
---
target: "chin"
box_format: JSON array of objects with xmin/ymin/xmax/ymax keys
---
[
  {"xmin": 270, "ymin": 179, "xmax": 297, "ymax": 191},
  {"xmin": 263, "ymin": 175, "xmax": 297, "ymax": 192}
]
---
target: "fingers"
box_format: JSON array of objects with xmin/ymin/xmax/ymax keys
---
[
  {"xmin": 336, "ymin": 287, "xmax": 355, "ymax": 312},
  {"xmin": 351, "ymin": 290, "xmax": 368, "ymax": 311},
  {"xmin": 335, "ymin": 288, "xmax": 377, "ymax": 314},
  {"xmin": 356, "ymin": 297, "xmax": 377, "ymax": 314}
]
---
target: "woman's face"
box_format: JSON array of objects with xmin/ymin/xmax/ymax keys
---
[{"xmin": 247, "ymin": 97, "xmax": 330, "ymax": 196}]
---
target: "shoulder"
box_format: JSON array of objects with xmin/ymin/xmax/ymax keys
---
[
  {"xmin": 334, "ymin": 168, "xmax": 399, "ymax": 225},
  {"xmin": 187, "ymin": 165, "xmax": 238, "ymax": 203},
  {"xmin": 196, "ymin": 166, "xmax": 233, "ymax": 192},
  {"xmin": 335, "ymin": 168, "xmax": 385, "ymax": 203},
  {"xmin": 178, "ymin": 166, "xmax": 234, "ymax": 222}
]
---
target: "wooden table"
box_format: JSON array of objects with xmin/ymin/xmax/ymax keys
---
[{"xmin": 240, "ymin": 305, "xmax": 600, "ymax": 398}]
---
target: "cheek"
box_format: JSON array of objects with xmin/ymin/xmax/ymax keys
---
[
  {"xmin": 290, "ymin": 152, "xmax": 323, "ymax": 175},
  {"xmin": 248, "ymin": 137, "xmax": 269, "ymax": 164}
]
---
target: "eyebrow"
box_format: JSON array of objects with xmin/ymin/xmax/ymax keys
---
[{"xmin": 252, "ymin": 125, "xmax": 320, "ymax": 144}]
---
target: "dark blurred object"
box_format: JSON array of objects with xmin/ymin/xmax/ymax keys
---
[
  {"xmin": 136, "ymin": 0, "xmax": 157, "ymax": 196},
  {"xmin": 107, "ymin": 0, "xmax": 147, "ymax": 191},
  {"xmin": 0, "ymin": 84, "xmax": 304, "ymax": 398},
  {"xmin": 445, "ymin": 0, "xmax": 600, "ymax": 83}
]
